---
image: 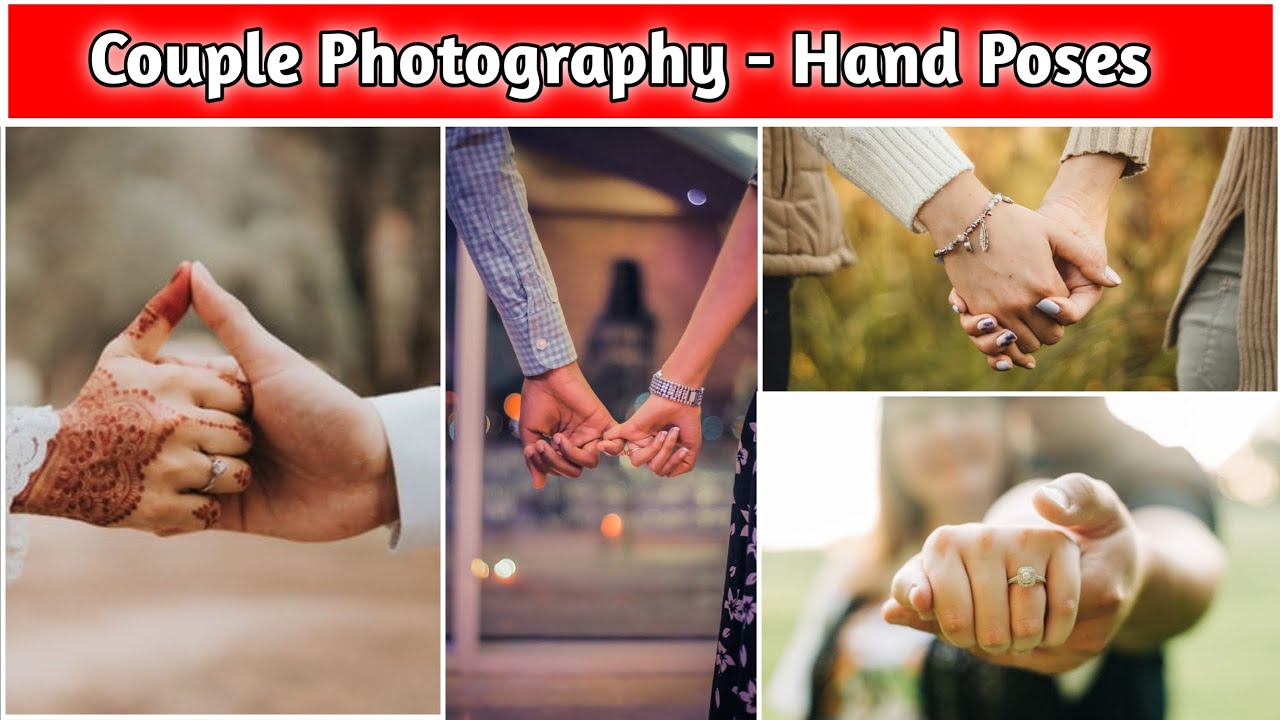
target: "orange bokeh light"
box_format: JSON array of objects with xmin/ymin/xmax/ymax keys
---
[
  {"xmin": 503, "ymin": 393, "xmax": 522, "ymax": 419},
  {"xmin": 600, "ymin": 513, "xmax": 624, "ymax": 539}
]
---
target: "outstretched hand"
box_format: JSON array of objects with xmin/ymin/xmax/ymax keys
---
[{"xmin": 881, "ymin": 474, "xmax": 1143, "ymax": 675}]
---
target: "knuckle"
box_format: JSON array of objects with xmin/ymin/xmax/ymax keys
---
[
  {"xmin": 978, "ymin": 629, "xmax": 1011, "ymax": 653},
  {"xmin": 926, "ymin": 525, "xmax": 956, "ymax": 553},
  {"xmin": 1054, "ymin": 595, "xmax": 1080, "ymax": 619},
  {"xmin": 1011, "ymin": 617, "xmax": 1043, "ymax": 641},
  {"xmin": 937, "ymin": 612, "xmax": 974, "ymax": 645}
]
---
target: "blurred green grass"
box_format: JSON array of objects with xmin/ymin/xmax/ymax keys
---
[
  {"xmin": 761, "ymin": 501, "xmax": 1280, "ymax": 719},
  {"xmin": 787, "ymin": 127, "xmax": 1232, "ymax": 391}
]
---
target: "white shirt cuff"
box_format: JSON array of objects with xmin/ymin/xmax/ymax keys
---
[{"xmin": 368, "ymin": 387, "xmax": 442, "ymax": 552}]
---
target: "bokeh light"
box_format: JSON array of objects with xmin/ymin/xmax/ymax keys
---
[
  {"xmin": 600, "ymin": 513, "xmax": 624, "ymax": 539},
  {"xmin": 703, "ymin": 416, "xmax": 724, "ymax": 441},
  {"xmin": 470, "ymin": 558, "xmax": 491, "ymax": 580},
  {"xmin": 493, "ymin": 558, "xmax": 517, "ymax": 581},
  {"xmin": 503, "ymin": 392, "xmax": 521, "ymax": 420}
]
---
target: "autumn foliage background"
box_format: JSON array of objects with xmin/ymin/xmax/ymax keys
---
[{"xmin": 786, "ymin": 127, "xmax": 1231, "ymax": 391}]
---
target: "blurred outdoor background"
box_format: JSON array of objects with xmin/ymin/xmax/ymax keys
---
[
  {"xmin": 784, "ymin": 127, "xmax": 1232, "ymax": 391},
  {"xmin": 5, "ymin": 127, "xmax": 441, "ymax": 713},
  {"xmin": 446, "ymin": 127, "xmax": 757, "ymax": 718},
  {"xmin": 761, "ymin": 394, "xmax": 1280, "ymax": 720}
]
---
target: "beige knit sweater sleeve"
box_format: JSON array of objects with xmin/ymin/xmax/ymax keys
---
[
  {"xmin": 799, "ymin": 127, "xmax": 974, "ymax": 232},
  {"xmin": 1060, "ymin": 127, "xmax": 1153, "ymax": 177}
]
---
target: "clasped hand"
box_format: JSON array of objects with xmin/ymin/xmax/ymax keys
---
[{"xmin": 926, "ymin": 156, "xmax": 1126, "ymax": 371}]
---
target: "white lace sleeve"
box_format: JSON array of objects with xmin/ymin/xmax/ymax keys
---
[{"xmin": 6, "ymin": 406, "xmax": 60, "ymax": 583}]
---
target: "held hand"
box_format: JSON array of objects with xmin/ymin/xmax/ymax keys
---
[
  {"xmin": 883, "ymin": 475, "xmax": 1143, "ymax": 675},
  {"xmin": 921, "ymin": 172, "xmax": 1120, "ymax": 355},
  {"xmin": 11, "ymin": 263, "xmax": 254, "ymax": 535},
  {"xmin": 187, "ymin": 262, "xmax": 396, "ymax": 541},
  {"xmin": 517, "ymin": 362, "xmax": 621, "ymax": 488},
  {"xmin": 950, "ymin": 255, "xmax": 1102, "ymax": 372},
  {"xmin": 604, "ymin": 394, "xmax": 702, "ymax": 478}
]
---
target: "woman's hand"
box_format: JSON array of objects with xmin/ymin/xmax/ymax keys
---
[
  {"xmin": 920, "ymin": 171, "xmax": 1119, "ymax": 355},
  {"xmin": 882, "ymin": 475, "xmax": 1147, "ymax": 675},
  {"xmin": 886, "ymin": 521, "xmax": 1082, "ymax": 658},
  {"xmin": 10, "ymin": 263, "xmax": 254, "ymax": 536},
  {"xmin": 605, "ymin": 394, "xmax": 702, "ymax": 478}
]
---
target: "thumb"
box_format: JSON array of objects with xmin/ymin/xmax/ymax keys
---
[
  {"xmin": 1033, "ymin": 474, "xmax": 1127, "ymax": 539},
  {"xmin": 103, "ymin": 262, "xmax": 192, "ymax": 361},
  {"xmin": 189, "ymin": 261, "xmax": 295, "ymax": 379},
  {"xmin": 1045, "ymin": 223, "xmax": 1121, "ymax": 288}
]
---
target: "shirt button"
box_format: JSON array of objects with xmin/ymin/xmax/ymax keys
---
[{"xmin": 535, "ymin": 338, "xmax": 548, "ymax": 350}]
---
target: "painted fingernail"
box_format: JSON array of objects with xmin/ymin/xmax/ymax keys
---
[
  {"xmin": 995, "ymin": 359, "xmax": 1012, "ymax": 371},
  {"xmin": 997, "ymin": 331, "xmax": 1017, "ymax": 348},
  {"xmin": 1105, "ymin": 266, "xmax": 1123, "ymax": 285},
  {"xmin": 977, "ymin": 317, "xmax": 997, "ymax": 333},
  {"xmin": 951, "ymin": 303, "xmax": 960, "ymax": 314},
  {"xmin": 670, "ymin": 427, "xmax": 680, "ymax": 439},
  {"xmin": 658, "ymin": 430, "xmax": 667, "ymax": 440},
  {"xmin": 1024, "ymin": 357, "xmax": 1036, "ymax": 370},
  {"xmin": 1036, "ymin": 299, "xmax": 1061, "ymax": 316}
]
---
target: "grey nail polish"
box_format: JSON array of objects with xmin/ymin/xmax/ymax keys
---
[
  {"xmin": 951, "ymin": 303, "xmax": 960, "ymax": 314},
  {"xmin": 995, "ymin": 359, "xmax": 1012, "ymax": 371},
  {"xmin": 997, "ymin": 331, "xmax": 1017, "ymax": 348},
  {"xmin": 1104, "ymin": 266, "xmax": 1123, "ymax": 285},
  {"xmin": 1036, "ymin": 299, "xmax": 1062, "ymax": 316},
  {"xmin": 977, "ymin": 317, "xmax": 996, "ymax": 333}
]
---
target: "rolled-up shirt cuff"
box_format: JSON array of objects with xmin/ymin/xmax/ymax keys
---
[{"xmin": 368, "ymin": 387, "xmax": 442, "ymax": 552}]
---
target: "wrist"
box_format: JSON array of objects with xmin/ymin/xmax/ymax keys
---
[
  {"xmin": 1043, "ymin": 154, "xmax": 1124, "ymax": 226},
  {"xmin": 659, "ymin": 353, "xmax": 709, "ymax": 389},
  {"xmin": 918, "ymin": 171, "xmax": 995, "ymax": 248}
]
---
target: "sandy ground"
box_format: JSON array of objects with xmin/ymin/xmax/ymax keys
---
[{"xmin": 5, "ymin": 517, "xmax": 440, "ymax": 714}]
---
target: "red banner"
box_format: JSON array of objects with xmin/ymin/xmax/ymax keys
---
[{"xmin": 7, "ymin": 4, "xmax": 1273, "ymax": 118}]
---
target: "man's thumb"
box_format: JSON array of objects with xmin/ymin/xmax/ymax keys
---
[
  {"xmin": 1045, "ymin": 224, "xmax": 1121, "ymax": 288},
  {"xmin": 1033, "ymin": 474, "xmax": 1126, "ymax": 538},
  {"xmin": 189, "ymin": 261, "xmax": 293, "ymax": 378},
  {"xmin": 103, "ymin": 262, "xmax": 192, "ymax": 361}
]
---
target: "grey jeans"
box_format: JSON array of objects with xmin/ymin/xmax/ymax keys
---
[{"xmin": 1177, "ymin": 216, "xmax": 1246, "ymax": 390}]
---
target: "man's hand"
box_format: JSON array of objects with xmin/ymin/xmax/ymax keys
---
[
  {"xmin": 883, "ymin": 474, "xmax": 1144, "ymax": 675},
  {"xmin": 185, "ymin": 261, "xmax": 397, "ymax": 541},
  {"xmin": 518, "ymin": 362, "xmax": 621, "ymax": 488}
]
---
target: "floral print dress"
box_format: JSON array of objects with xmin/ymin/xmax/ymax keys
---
[{"xmin": 710, "ymin": 394, "xmax": 757, "ymax": 719}]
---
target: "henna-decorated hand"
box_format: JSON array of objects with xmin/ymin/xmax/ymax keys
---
[
  {"xmin": 185, "ymin": 262, "xmax": 397, "ymax": 542},
  {"xmin": 11, "ymin": 263, "xmax": 255, "ymax": 535}
]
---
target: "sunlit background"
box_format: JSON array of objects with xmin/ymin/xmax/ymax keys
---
[
  {"xmin": 762, "ymin": 393, "xmax": 1280, "ymax": 720},
  {"xmin": 783, "ymin": 127, "xmax": 1233, "ymax": 391},
  {"xmin": 5, "ymin": 127, "xmax": 441, "ymax": 713},
  {"xmin": 445, "ymin": 127, "xmax": 757, "ymax": 718}
]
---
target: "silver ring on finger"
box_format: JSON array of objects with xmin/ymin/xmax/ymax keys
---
[
  {"xmin": 1007, "ymin": 565, "xmax": 1047, "ymax": 588},
  {"xmin": 199, "ymin": 455, "xmax": 228, "ymax": 494}
]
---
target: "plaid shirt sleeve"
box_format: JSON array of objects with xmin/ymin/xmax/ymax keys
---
[{"xmin": 446, "ymin": 127, "xmax": 577, "ymax": 377}]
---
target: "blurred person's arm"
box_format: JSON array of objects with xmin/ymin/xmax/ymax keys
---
[
  {"xmin": 605, "ymin": 179, "xmax": 758, "ymax": 477},
  {"xmin": 369, "ymin": 387, "xmax": 442, "ymax": 552}
]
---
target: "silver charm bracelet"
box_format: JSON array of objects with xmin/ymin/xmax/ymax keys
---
[
  {"xmin": 933, "ymin": 193, "xmax": 1014, "ymax": 263},
  {"xmin": 649, "ymin": 370, "xmax": 704, "ymax": 407}
]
